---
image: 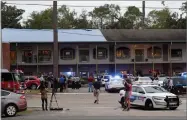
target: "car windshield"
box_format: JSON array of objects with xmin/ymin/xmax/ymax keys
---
[
  {"xmin": 139, "ymin": 77, "xmax": 152, "ymax": 81},
  {"xmin": 159, "ymin": 77, "xmax": 166, "ymax": 81},
  {"xmin": 144, "ymin": 86, "xmax": 167, "ymax": 93}
]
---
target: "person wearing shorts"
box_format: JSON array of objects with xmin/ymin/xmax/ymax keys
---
[{"xmin": 124, "ymin": 78, "xmax": 132, "ymax": 111}]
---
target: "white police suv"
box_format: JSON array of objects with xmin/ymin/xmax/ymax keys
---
[
  {"xmin": 105, "ymin": 76, "xmax": 124, "ymax": 92},
  {"xmin": 130, "ymin": 84, "xmax": 181, "ymax": 110}
]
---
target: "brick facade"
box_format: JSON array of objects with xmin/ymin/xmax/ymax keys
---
[{"xmin": 2, "ymin": 43, "xmax": 10, "ymax": 70}]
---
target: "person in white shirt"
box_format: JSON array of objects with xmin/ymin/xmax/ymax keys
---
[
  {"xmin": 40, "ymin": 75, "xmax": 45, "ymax": 82},
  {"xmin": 168, "ymin": 78, "xmax": 173, "ymax": 92}
]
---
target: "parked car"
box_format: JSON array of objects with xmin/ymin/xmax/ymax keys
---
[
  {"xmin": 1, "ymin": 69, "xmax": 24, "ymax": 93},
  {"xmin": 1, "ymin": 90, "xmax": 27, "ymax": 117},
  {"xmin": 67, "ymin": 77, "xmax": 81, "ymax": 88},
  {"xmin": 129, "ymin": 85, "xmax": 181, "ymax": 110},
  {"xmin": 157, "ymin": 77, "xmax": 169, "ymax": 87},
  {"xmin": 163, "ymin": 76, "xmax": 187, "ymax": 95},
  {"xmin": 23, "ymin": 76, "xmax": 40, "ymax": 90},
  {"xmin": 101, "ymin": 75, "xmax": 112, "ymax": 87},
  {"xmin": 133, "ymin": 77, "xmax": 155, "ymax": 85},
  {"xmin": 105, "ymin": 77, "xmax": 124, "ymax": 92}
]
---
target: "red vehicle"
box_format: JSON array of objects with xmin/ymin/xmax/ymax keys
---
[
  {"xmin": 1, "ymin": 69, "xmax": 24, "ymax": 93},
  {"xmin": 24, "ymin": 76, "xmax": 40, "ymax": 90}
]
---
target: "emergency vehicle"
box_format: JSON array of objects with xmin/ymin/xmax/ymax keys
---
[
  {"xmin": 1, "ymin": 69, "xmax": 25, "ymax": 93},
  {"xmin": 129, "ymin": 84, "xmax": 181, "ymax": 110}
]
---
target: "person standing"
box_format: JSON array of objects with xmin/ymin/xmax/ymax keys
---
[
  {"xmin": 59, "ymin": 75, "xmax": 65, "ymax": 92},
  {"xmin": 62, "ymin": 75, "xmax": 67, "ymax": 91},
  {"xmin": 124, "ymin": 78, "xmax": 132, "ymax": 111},
  {"xmin": 168, "ymin": 78, "xmax": 173, "ymax": 92},
  {"xmin": 88, "ymin": 75, "xmax": 94, "ymax": 92},
  {"xmin": 93, "ymin": 80, "xmax": 101, "ymax": 104},
  {"xmin": 39, "ymin": 81, "xmax": 48, "ymax": 111}
]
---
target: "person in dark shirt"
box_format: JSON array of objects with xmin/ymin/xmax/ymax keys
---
[{"xmin": 93, "ymin": 80, "xmax": 101, "ymax": 104}]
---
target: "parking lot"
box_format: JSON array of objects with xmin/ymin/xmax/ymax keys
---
[{"xmin": 2, "ymin": 87, "xmax": 186, "ymax": 119}]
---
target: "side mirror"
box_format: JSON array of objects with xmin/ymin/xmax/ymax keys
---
[{"xmin": 139, "ymin": 91, "xmax": 145, "ymax": 94}]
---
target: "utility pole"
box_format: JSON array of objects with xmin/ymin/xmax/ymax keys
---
[
  {"xmin": 53, "ymin": 1, "xmax": 58, "ymax": 78},
  {"xmin": 142, "ymin": 1, "xmax": 145, "ymax": 28}
]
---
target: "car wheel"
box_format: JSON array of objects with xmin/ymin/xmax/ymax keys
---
[
  {"xmin": 31, "ymin": 84, "xmax": 37, "ymax": 90},
  {"xmin": 169, "ymin": 107, "xmax": 178, "ymax": 110},
  {"xmin": 145, "ymin": 100, "xmax": 153, "ymax": 110},
  {"xmin": 4, "ymin": 104, "xmax": 17, "ymax": 117}
]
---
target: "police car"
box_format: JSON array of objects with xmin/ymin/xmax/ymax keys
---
[
  {"xmin": 105, "ymin": 76, "xmax": 124, "ymax": 92},
  {"xmin": 130, "ymin": 84, "xmax": 181, "ymax": 110}
]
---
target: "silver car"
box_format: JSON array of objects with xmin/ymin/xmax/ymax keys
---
[{"xmin": 1, "ymin": 90, "xmax": 27, "ymax": 117}]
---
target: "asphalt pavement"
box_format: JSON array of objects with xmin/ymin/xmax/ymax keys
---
[{"xmin": 2, "ymin": 87, "xmax": 187, "ymax": 120}]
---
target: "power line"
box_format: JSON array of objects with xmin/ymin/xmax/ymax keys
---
[{"xmin": 5, "ymin": 2, "xmax": 181, "ymax": 9}]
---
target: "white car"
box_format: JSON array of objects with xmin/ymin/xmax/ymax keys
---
[
  {"xmin": 101, "ymin": 75, "xmax": 112, "ymax": 86},
  {"xmin": 129, "ymin": 85, "xmax": 181, "ymax": 110},
  {"xmin": 157, "ymin": 77, "xmax": 169, "ymax": 87},
  {"xmin": 105, "ymin": 77, "xmax": 124, "ymax": 92},
  {"xmin": 133, "ymin": 77, "xmax": 155, "ymax": 85}
]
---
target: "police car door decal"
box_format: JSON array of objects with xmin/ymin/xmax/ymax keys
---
[{"xmin": 130, "ymin": 96, "xmax": 136, "ymax": 102}]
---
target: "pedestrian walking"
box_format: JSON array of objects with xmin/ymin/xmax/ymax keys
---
[
  {"xmin": 168, "ymin": 78, "xmax": 173, "ymax": 92},
  {"xmin": 88, "ymin": 75, "xmax": 94, "ymax": 92},
  {"xmin": 93, "ymin": 80, "xmax": 101, "ymax": 104},
  {"xmin": 59, "ymin": 75, "xmax": 65, "ymax": 92},
  {"xmin": 123, "ymin": 78, "xmax": 132, "ymax": 111},
  {"xmin": 39, "ymin": 81, "xmax": 48, "ymax": 111}
]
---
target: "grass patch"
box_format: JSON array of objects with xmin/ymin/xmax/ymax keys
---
[{"xmin": 18, "ymin": 109, "xmax": 33, "ymax": 115}]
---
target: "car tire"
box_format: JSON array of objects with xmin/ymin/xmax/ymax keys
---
[
  {"xmin": 4, "ymin": 104, "xmax": 17, "ymax": 117},
  {"xmin": 145, "ymin": 100, "xmax": 154, "ymax": 110},
  {"xmin": 31, "ymin": 84, "xmax": 37, "ymax": 90},
  {"xmin": 169, "ymin": 107, "xmax": 178, "ymax": 110}
]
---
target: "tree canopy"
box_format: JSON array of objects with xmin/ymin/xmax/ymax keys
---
[
  {"xmin": 1, "ymin": 2, "xmax": 25, "ymax": 28},
  {"xmin": 2, "ymin": 2, "xmax": 186, "ymax": 29}
]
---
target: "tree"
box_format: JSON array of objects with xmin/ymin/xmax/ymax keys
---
[
  {"xmin": 89, "ymin": 4, "xmax": 111, "ymax": 28},
  {"xmin": 147, "ymin": 8, "xmax": 175, "ymax": 28},
  {"xmin": 180, "ymin": 2, "xmax": 187, "ymax": 14},
  {"xmin": 1, "ymin": 2, "xmax": 25, "ymax": 28},
  {"xmin": 124, "ymin": 6, "xmax": 142, "ymax": 28},
  {"xmin": 23, "ymin": 5, "xmax": 78, "ymax": 29},
  {"xmin": 74, "ymin": 10, "xmax": 93, "ymax": 29},
  {"xmin": 147, "ymin": 8, "xmax": 186, "ymax": 29},
  {"xmin": 23, "ymin": 8, "xmax": 53, "ymax": 29},
  {"xmin": 58, "ymin": 5, "xmax": 77, "ymax": 28}
]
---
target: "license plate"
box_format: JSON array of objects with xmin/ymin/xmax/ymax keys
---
[{"xmin": 183, "ymin": 86, "xmax": 187, "ymax": 88}]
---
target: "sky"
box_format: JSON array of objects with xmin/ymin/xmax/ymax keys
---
[{"xmin": 5, "ymin": 1, "xmax": 185, "ymax": 23}]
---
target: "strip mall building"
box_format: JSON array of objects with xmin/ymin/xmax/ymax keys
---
[{"xmin": 2, "ymin": 29, "xmax": 186, "ymax": 77}]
